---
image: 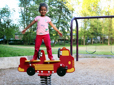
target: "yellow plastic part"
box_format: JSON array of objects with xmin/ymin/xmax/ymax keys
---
[
  {"xmin": 68, "ymin": 61, "xmax": 71, "ymax": 65},
  {"xmin": 25, "ymin": 60, "xmax": 41, "ymax": 62},
  {"xmin": 33, "ymin": 64, "xmax": 54, "ymax": 70},
  {"xmin": 62, "ymin": 50, "xmax": 69, "ymax": 56},
  {"xmin": 67, "ymin": 68, "xmax": 75, "ymax": 72},
  {"xmin": 44, "ymin": 60, "xmax": 60, "ymax": 62},
  {"xmin": 18, "ymin": 67, "xmax": 24, "ymax": 72},
  {"xmin": 25, "ymin": 60, "xmax": 60, "ymax": 63}
]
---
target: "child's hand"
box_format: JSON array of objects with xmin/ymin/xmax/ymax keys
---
[
  {"xmin": 58, "ymin": 31, "xmax": 63, "ymax": 37},
  {"xmin": 21, "ymin": 29, "xmax": 26, "ymax": 34}
]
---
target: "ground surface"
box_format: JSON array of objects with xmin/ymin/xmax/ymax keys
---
[
  {"xmin": 0, "ymin": 58, "xmax": 114, "ymax": 85},
  {"xmin": 3, "ymin": 45, "xmax": 114, "ymax": 55}
]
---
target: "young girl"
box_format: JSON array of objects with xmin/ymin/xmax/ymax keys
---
[{"xmin": 22, "ymin": 3, "xmax": 62, "ymax": 61}]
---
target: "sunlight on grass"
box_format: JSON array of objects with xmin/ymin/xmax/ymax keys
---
[{"xmin": 0, "ymin": 44, "xmax": 114, "ymax": 57}]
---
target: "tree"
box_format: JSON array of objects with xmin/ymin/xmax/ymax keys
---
[
  {"xmin": 47, "ymin": 0, "xmax": 73, "ymax": 46},
  {"xmin": 103, "ymin": 0, "xmax": 114, "ymax": 45},
  {"xmin": 19, "ymin": 0, "xmax": 73, "ymax": 46},
  {"xmin": 79, "ymin": 0, "xmax": 101, "ymax": 45},
  {"xmin": 0, "ymin": 6, "xmax": 18, "ymax": 44},
  {"xmin": 19, "ymin": 0, "xmax": 37, "ymax": 45}
]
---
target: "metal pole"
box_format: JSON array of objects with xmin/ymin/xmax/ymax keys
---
[
  {"xmin": 70, "ymin": 18, "xmax": 79, "ymax": 61},
  {"xmin": 75, "ymin": 19, "xmax": 78, "ymax": 61},
  {"xmin": 70, "ymin": 15, "xmax": 114, "ymax": 61},
  {"xmin": 73, "ymin": 15, "xmax": 114, "ymax": 19}
]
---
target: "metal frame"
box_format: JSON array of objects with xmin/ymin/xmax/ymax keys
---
[
  {"xmin": 70, "ymin": 15, "xmax": 114, "ymax": 61},
  {"xmin": 111, "ymin": 43, "xmax": 114, "ymax": 54},
  {"xmin": 110, "ymin": 35, "xmax": 114, "ymax": 54},
  {"xmin": 111, "ymin": 51, "xmax": 114, "ymax": 54}
]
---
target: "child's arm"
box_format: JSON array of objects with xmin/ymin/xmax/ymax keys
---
[
  {"xmin": 49, "ymin": 21, "xmax": 63, "ymax": 37},
  {"xmin": 21, "ymin": 20, "xmax": 36, "ymax": 34}
]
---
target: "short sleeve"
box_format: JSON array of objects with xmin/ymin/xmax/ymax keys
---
[
  {"xmin": 47, "ymin": 17, "xmax": 51, "ymax": 23},
  {"xmin": 34, "ymin": 16, "xmax": 38, "ymax": 21}
]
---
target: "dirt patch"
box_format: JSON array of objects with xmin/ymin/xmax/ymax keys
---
[{"xmin": 0, "ymin": 58, "xmax": 114, "ymax": 85}]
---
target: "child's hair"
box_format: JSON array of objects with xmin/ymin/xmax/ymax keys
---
[{"xmin": 39, "ymin": 3, "xmax": 48, "ymax": 11}]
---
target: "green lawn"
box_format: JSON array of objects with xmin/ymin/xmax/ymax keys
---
[
  {"xmin": 0, "ymin": 44, "xmax": 114, "ymax": 57},
  {"xmin": 0, "ymin": 44, "xmax": 66, "ymax": 57},
  {"xmin": 0, "ymin": 45, "xmax": 34, "ymax": 57}
]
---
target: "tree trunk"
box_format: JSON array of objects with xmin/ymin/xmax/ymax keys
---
[
  {"xmin": 52, "ymin": 40, "xmax": 56, "ymax": 47},
  {"xmin": 81, "ymin": 37, "xmax": 83, "ymax": 45},
  {"xmin": 7, "ymin": 40, "xmax": 8, "ymax": 45},
  {"xmin": 108, "ymin": 36, "xmax": 110, "ymax": 45},
  {"xmin": 101, "ymin": 20, "xmax": 104, "ymax": 44},
  {"xmin": 102, "ymin": 36, "xmax": 104, "ymax": 44},
  {"xmin": 83, "ymin": 36, "xmax": 85, "ymax": 45},
  {"xmin": 91, "ymin": 37, "xmax": 93, "ymax": 45},
  {"xmin": 64, "ymin": 38, "xmax": 65, "ymax": 45},
  {"xmin": 108, "ymin": 18, "xmax": 112, "ymax": 46},
  {"xmin": 3, "ymin": 35, "xmax": 5, "ymax": 44}
]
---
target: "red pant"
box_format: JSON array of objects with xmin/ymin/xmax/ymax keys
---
[{"xmin": 33, "ymin": 34, "xmax": 53, "ymax": 60}]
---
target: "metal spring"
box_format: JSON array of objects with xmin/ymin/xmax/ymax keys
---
[{"xmin": 40, "ymin": 75, "xmax": 51, "ymax": 85}]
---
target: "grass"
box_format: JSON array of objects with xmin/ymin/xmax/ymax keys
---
[
  {"xmin": 0, "ymin": 44, "xmax": 65, "ymax": 57},
  {"xmin": 0, "ymin": 44, "xmax": 114, "ymax": 57},
  {"xmin": 0, "ymin": 45, "xmax": 34, "ymax": 57}
]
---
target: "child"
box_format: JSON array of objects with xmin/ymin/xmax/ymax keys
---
[{"xmin": 21, "ymin": 3, "xmax": 62, "ymax": 61}]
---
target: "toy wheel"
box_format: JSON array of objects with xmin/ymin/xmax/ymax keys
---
[
  {"xmin": 27, "ymin": 67, "xmax": 35, "ymax": 76},
  {"xmin": 38, "ymin": 50, "xmax": 41, "ymax": 59},
  {"xmin": 57, "ymin": 67, "xmax": 66, "ymax": 76},
  {"xmin": 58, "ymin": 48, "xmax": 60, "ymax": 58}
]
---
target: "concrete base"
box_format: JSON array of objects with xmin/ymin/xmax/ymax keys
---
[
  {"xmin": 0, "ymin": 54, "xmax": 59, "ymax": 69},
  {"xmin": 0, "ymin": 56, "xmax": 28, "ymax": 69},
  {"xmin": 1, "ymin": 54, "xmax": 114, "ymax": 69}
]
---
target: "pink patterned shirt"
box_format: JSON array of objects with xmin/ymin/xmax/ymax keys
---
[{"xmin": 34, "ymin": 16, "xmax": 51, "ymax": 35}]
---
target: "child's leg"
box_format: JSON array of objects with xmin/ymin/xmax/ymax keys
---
[
  {"xmin": 43, "ymin": 34, "xmax": 53, "ymax": 60},
  {"xmin": 33, "ymin": 35, "xmax": 42, "ymax": 60}
]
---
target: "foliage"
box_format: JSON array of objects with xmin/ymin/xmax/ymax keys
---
[
  {"xmin": 47, "ymin": 0, "xmax": 72, "ymax": 46},
  {"xmin": 19, "ymin": 0, "xmax": 73, "ymax": 45},
  {"xmin": 0, "ymin": 6, "xmax": 19, "ymax": 44},
  {"xmin": 78, "ymin": 0, "xmax": 114, "ymax": 45}
]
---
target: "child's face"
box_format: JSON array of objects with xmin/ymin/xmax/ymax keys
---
[{"xmin": 40, "ymin": 6, "xmax": 47, "ymax": 16}]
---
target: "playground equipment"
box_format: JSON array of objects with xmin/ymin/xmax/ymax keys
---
[
  {"xmin": 70, "ymin": 15, "xmax": 114, "ymax": 61},
  {"xmin": 18, "ymin": 15, "xmax": 114, "ymax": 84},
  {"xmin": 85, "ymin": 19, "xmax": 99, "ymax": 54},
  {"xmin": 86, "ymin": 45, "xmax": 96, "ymax": 54},
  {"xmin": 18, "ymin": 47, "xmax": 75, "ymax": 85},
  {"xmin": 111, "ymin": 46, "xmax": 114, "ymax": 54},
  {"xmin": 111, "ymin": 37, "xmax": 114, "ymax": 54}
]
